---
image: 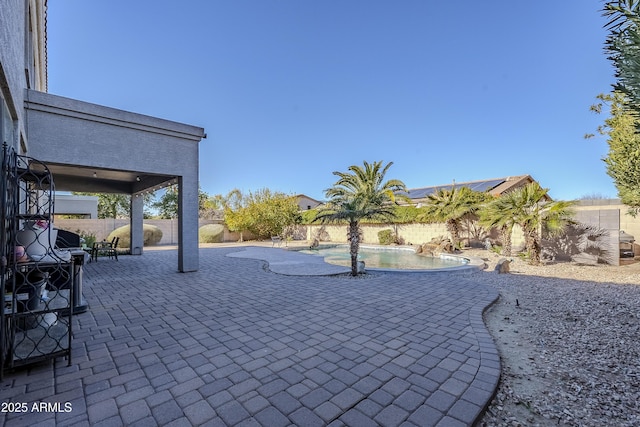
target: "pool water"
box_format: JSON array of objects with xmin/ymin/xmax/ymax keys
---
[{"xmin": 301, "ymin": 245, "xmax": 469, "ymax": 270}]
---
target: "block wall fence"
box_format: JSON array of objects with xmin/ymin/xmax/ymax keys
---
[
  {"xmin": 53, "ymin": 200, "xmax": 640, "ymax": 259},
  {"xmin": 53, "ymin": 219, "xmax": 521, "ymax": 248}
]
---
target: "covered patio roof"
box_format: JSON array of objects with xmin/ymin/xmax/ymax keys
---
[{"xmin": 24, "ymin": 89, "xmax": 205, "ymax": 272}]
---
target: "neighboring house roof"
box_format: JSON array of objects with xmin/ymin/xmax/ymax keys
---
[
  {"xmin": 402, "ymin": 175, "xmax": 545, "ymax": 202},
  {"xmin": 294, "ymin": 194, "xmax": 323, "ymax": 210},
  {"xmin": 294, "ymin": 194, "xmax": 322, "ymax": 204}
]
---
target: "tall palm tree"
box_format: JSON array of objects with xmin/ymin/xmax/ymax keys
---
[
  {"xmin": 316, "ymin": 161, "xmax": 407, "ymax": 276},
  {"xmin": 418, "ymin": 186, "xmax": 488, "ymax": 249},
  {"xmin": 499, "ymin": 182, "xmax": 576, "ymax": 265}
]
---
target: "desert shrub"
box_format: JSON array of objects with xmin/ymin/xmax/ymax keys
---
[
  {"xmin": 391, "ymin": 205, "xmax": 421, "ymax": 223},
  {"xmin": 199, "ymin": 224, "xmax": 225, "ymax": 243},
  {"xmin": 107, "ymin": 224, "xmax": 163, "ymax": 248},
  {"xmin": 490, "ymin": 245, "xmax": 503, "ymax": 255},
  {"xmin": 378, "ymin": 229, "xmax": 396, "ymax": 245}
]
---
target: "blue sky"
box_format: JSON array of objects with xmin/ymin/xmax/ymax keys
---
[{"xmin": 47, "ymin": 1, "xmax": 616, "ymax": 201}]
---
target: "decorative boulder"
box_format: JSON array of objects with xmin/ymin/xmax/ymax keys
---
[
  {"xmin": 437, "ymin": 240, "xmax": 455, "ymax": 254},
  {"xmin": 495, "ymin": 258, "xmax": 511, "ymax": 274},
  {"xmin": 416, "ymin": 237, "xmax": 457, "ymax": 257},
  {"xmin": 107, "ymin": 224, "xmax": 163, "ymax": 248}
]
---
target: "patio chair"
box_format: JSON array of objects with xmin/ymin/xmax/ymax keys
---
[
  {"xmin": 106, "ymin": 237, "xmax": 119, "ymax": 260},
  {"xmin": 271, "ymin": 236, "xmax": 282, "ymax": 247}
]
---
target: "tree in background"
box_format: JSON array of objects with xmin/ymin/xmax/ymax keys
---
[
  {"xmin": 223, "ymin": 189, "xmax": 252, "ymax": 242},
  {"xmin": 153, "ymin": 186, "xmax": 179, "ymax": 219},
  {"xmin": 153, "ymin": 186, "xmax": 219, "ymax": 219},
  {"xmin": 223, "ymin": 188, "xmax": 300, "ymax": 241},
  {"xmin": 418, "ymin": 187, "xmax": 489, "ymax": 249},
  {"xmin": 598, "ymin": 2, "xmax": 640, "ymax": 213},
  {"xmin": 316, "ymin": 161, "xmax": 407, "ymax": 276},
  {"xmin": 96, "ymin": 194, "xmax": 131, "ymax": 219},
  {"xmin": 244, "ymin": 189, "xmax": 300, "ymax": 239},
  {"xmin": 587, "ymin": 92, "xmax": 640, "ymax": 214},
  {"xmin": 603, "ymin": 1, "xmax": 640, "ymax": 115},
  {"xmin": 200, "ymin": 193, "xmax": 226, "ymax": 220},
  {"xmin": 73, "ymin": 192, "xmax": 154, "ymax": 219},
  {"xmin": 390, "ymin": 205, "xmax": 421, "ymax": 224}
]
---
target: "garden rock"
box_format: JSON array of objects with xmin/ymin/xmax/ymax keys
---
[{"xmin": 495, "ymin": 258, "xmax": 511, "ymax": 274}]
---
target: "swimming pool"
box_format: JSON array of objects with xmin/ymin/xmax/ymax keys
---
[{"xmin": 300, "ymin": 245, "xmax": 474, "ymax": 272}]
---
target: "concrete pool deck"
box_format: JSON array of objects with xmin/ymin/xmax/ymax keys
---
[{"xmin": 0, "ymin": 245, "xmax": 500, "ymax": 426}]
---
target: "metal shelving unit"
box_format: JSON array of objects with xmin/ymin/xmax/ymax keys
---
[{"xmin": 1, "ymin": 145, "xmax": 73, "ymax": 378}]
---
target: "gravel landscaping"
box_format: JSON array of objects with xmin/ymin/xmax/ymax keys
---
[{"xmin": 467, "ymin": 249, "xmax": 640, "ymax": 427}]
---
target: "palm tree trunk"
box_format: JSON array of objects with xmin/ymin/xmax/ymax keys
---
[
  {"xmin": 348, "ymin": 220, "xmax": 360, "ymax": 276},
  {"xmin": 446, "ymin": 219, "xmax": 460, "ymax": 249},
  {"xmin": 525, "ymin": 229, "xmax": 541, "ymax": 265},
  {"xmin": 501, "ymin": 225, "xmax": 512, "ymax": 256}
]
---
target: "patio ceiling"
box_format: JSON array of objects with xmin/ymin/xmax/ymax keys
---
[{"xmin": 44, "ymin": 163, "xmax": 177, "ymax": 194}]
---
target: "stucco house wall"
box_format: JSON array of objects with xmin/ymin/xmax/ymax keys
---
[
  {"xmin": 0, "ymin": 0, "xmax": 46, "ymax": 153},
  {"xmin": 296, "ymin": 194, "xmax": 322, "ymax": 211},
  {"xmin": 54, "ymin": 194, "xmax": 99, "ymax": 219}
]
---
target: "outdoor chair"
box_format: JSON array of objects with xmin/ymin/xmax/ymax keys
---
[
  {"xmin": 106, "ymin": 237, "xmax": 119, "ymax": 260},
  {"xmin": 89, "ymin": 237, "xmax": 119, "ymax": 262}
]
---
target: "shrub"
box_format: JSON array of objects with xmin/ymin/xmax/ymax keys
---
[
  {"xmin": 199, "ymin": 224, "xmax": 225, "ymax": 243},
  {"xmin": 75, "ymin": 229, "xmax": 96, "ymax": 247},
  {"xmin": 300, "ymin": 209, "xmax": 319, "ymax": 225},
  {"xmin": 107, "ymin": 224, "xmax": 163, "ymax": 248},
  {"xmin": 378, "ymin": 229, "xmax": 396, "ymax": 245}
]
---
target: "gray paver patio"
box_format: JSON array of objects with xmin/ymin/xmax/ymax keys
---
[{"xmin": 0, "ymin": 246, "xmax": 499, "ymax": 426}]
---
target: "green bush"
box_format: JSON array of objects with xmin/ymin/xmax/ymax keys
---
[
  {"xmin": 300, "ymin": 209, "xmax": 319, "ymax": 225},
  {"xmin": 107, "ymin": 224, "xmax": 163, "ymax": 248},
  {"xmin": 199, "ymin": 224, "xmax": 225, "ymax": 243},
  {"xmin": 378, "ymin": 229, "xmax": 396, "ymax": 245},
  {"xmin": 75, "ymin": 229, "xmax": 96, "ymax": 247}
]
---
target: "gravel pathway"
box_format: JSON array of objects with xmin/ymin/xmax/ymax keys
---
[{"xmin": 468, "ymin": 249, "xmax": 640, "ymax": 427}]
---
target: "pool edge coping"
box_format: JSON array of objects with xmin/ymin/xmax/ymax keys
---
[{"xmin": 294, "ymin": 244, "xmax": 487, "ymax": 274}]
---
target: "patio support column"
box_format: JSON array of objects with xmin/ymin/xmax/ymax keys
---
[
  {"xmin": 130, "ymin": 193, "xmax": 144, "ymax": 255},
  {"xmin": 177, "ymin": 174, "xmax": 199, "ymax": 272}
]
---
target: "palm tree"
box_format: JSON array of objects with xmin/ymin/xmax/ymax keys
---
[
  {"xmin": 316, "ymin": 161, "xmax": 407, "ymax": 276},
  {"xmin": 418, "ymin": 186, "xmax": 488, "ymax": 249},
  {"xmin": 498, "ymin": 182, "xmax": 576, "ymax": 265},
  {"xmin": 479, "ymin": 194, "xmax": 517, "ymax": 256}
]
